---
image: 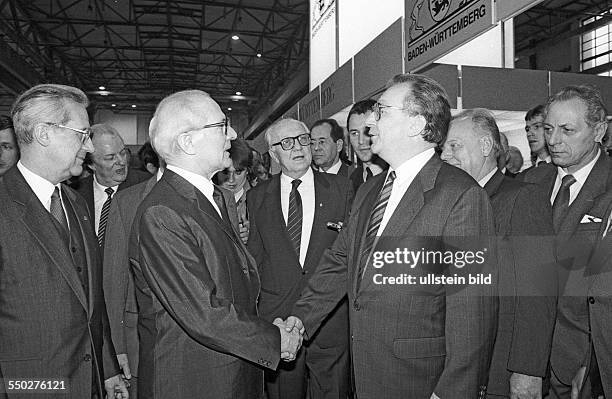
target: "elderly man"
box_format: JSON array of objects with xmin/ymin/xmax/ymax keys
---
[
  {"xmin": 247, "ymin": 118, "xmax": 353, "ymax": 399},
  {"xmin": 346, "ymin": 99, "xmax": 387, "ymax": 192},
  {"xmin": 521, "ymin": 85, "xmax": 612, "ymax": 399},
  {"xmin": 441, "ymin": 108, "xmax": 556, "ymax": 399},
  {"xmin": 73, "ymin": 124, "xmax": 148, "ymax": 247},
  {"xmin": 0, "ymin": 115, "xmax": 19, "ymax": 176},
  {"xmin": 129, "ymin": 90, "xmax": 301, "ymax": 399},
  {"xmin": 310, "ymin": 118, "xmax": 350, "ymax": 176},
  {"xmin": 0, "ymin": 84, "xmax": 126, "ymax": 398},
  {"xmin": 284, "ymin": 74, "xmax": 498, "ymax": 399}
]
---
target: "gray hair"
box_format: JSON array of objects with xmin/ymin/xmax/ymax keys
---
[
  {"xmin": 11, "ymin": 84, "xmax": 89, "ymax": 145},
  {"xmin": 452, "ymin": 108, "xmax": 502, "ymax": 157},
  {"xmin": 546, "ymin": 85, "xmax": 607, "ymax": 128},
  {"xmin": 264, "ymin": 118, "xmax": 309, "ymax": 147}
]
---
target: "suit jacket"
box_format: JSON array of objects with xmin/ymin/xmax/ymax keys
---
[
  {"xmin": 483, "ymin": 171, "xmax": 557, "ymax": 396},
  {"xmin": 129, "ymin": 170, "xmax": 279, "ymax": 399},
  {"xmin": 337, "ymin": 162, "xmax": 351, "ymax": 178},
  {"xmin": 72, "ymin": 169, "xmax": 150, "ymax": 228},
  {"xmin": 521, "ymin": 153, "xmax": 612, "ymax": 384},
  {"xmin": 584, "ymin": 195, "xmax": 612, "ymax": 398},
  {"xmin": 0, "ymin": 167, "xmax": 119, "ymax": 399},
  {"xmin": 349, "ymin": 165, "xmax": 366, "ymax": 193},
  {"xmin": 247, "ymin": 171, "xmax": 353, "ymax": 347},
  {"xmin": 293, "ymin": 154, "xmax": 498, "ymax": 399}
]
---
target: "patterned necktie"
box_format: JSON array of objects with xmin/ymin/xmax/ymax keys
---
[
  {"xmin": 552, "ymin": 174, "xmax": 576, "ymax": 232},
  {"xmin": 50, "ymin": 186, "xmax": 69, "ymax": 235},
  {"xmin": 358, "ymin": 171, "xmax": 396, "ymax": 281},
  {"xmin": 97, "ymin": 187, "xmax": 114, "ymax": 247},
  {"xmin": 287, "ymin": 179, "xmax": 303, "ymax": 258}
]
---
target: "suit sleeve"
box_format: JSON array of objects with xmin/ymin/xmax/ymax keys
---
[
  {"xmin": 507, "ymin": 184, "xmax": 557, "ymax": 376},
  {"xmin": 102, "ymin": 199, "xmax": 130, "ymax": 356},
  {"xmin": 434, "ymin": 186, "xmax": 498, "ymax": 399},
  {"xmin": 246, "ymin": 190, "xmax": 265, "ymax": 269},
  {"xmin": 138, "ymin": 205, "xmax": 281, "ymax": 369}
]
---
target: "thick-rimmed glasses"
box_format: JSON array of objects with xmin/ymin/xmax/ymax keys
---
[
  {"xmin": 373, "ymin": 102, "xmax": 410, "ymax": 121},
  {"xmin": 189, "ymin": 119, "xmax": 229, "ymax": 136},
  {"xmin": 44, "ymin": 122, "xmax": 93, "ymax": 144},
  {"xmin": 271, "ymin": 133, "xmax": 311, "ymax": 151}
]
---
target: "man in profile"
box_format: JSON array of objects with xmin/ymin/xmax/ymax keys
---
[{"xmin": 129, "ymin": 89, "xmax": 302, "ymax": 399}]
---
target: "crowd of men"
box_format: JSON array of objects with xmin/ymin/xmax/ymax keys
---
[{"xmin": 0, "ymin": 74, "xmax": 612, "ymax": 399}]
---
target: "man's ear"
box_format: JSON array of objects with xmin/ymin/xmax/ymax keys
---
[
  {"xmin": 408, "ymin": 115, "xmax": 427, "ymax": 137},
  {"xmin": 33, "ymin": 123, "xmax": 51, "ymax": 147},
  {"xmin": 594, "ymin": 121, "xmax": 607, "ymax": 143},
  {"xmin": 336, "ymin": 138, "xmax": 343, "ymax": 154},
  {"xmin": 176, "ymin": 132, "xmax": 195, "ymax": 155},
  {"xmin": 480, "ymin": 136, "xmax": 493, "ymax": 157},
  {"xmin": 268, "ymin": 147, "xmax": 279, "ymax": 164}
]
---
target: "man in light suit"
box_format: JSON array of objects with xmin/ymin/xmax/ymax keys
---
[
  {"xmin": 247, "ymin": 118, "xmax": 353, "ymax": 399},
  {"xmin": 129, "ymin": 89, "xmax": 302, "ymax": 399},
  {"xmin": 441, "ymin": 108, "xmax": 556, "ymax": 399},
  {"xmin": 310, "ymin": 118, "xmax": 351, "ymax": 177},
  {"xmin": 0, "ymin": 84, "xmax": 126, "ymax": 398},
  {"xmin": 520, "ymin": 85, "xmax": 612, "ymax": 399},
  {"xmin": 284, "ymin": 74, "xmax": 498, "ymax": 399}
]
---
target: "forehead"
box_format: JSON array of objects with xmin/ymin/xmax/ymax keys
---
[
  {"xmin": 64, "ymin": 100, "xmax": 89, "ymax": 124},
  {"xmin": 0, "ymin": 128, "xmax": 15, "ymax": 143},
  {"xmin": 348, "ymin": 112, "xmax": 370, "ymax": 130},
  {"xmin": 311, "ymin": 123, "xmax": 332, "ymax": 138},
  {"xmin": 93, "ymin": 133, "xmax": 124, "ymax": 151},
  {"xmin": 527, "ymin": 114, "xmax": 544, "ymax": 124},
  {"xmin": 448, "ymin": 118, "xmax": 475, "ymax": 140},
  {"xmin": 546, "ymin": 98, "xmax": 588, "ymax": 123},
  {"xmin": 380, "ymin": 83, "xmax": 411, "ymax": 105},
  {"xmin": 270, "ymin": 120, "xmax": 307, "ymax": 141}
]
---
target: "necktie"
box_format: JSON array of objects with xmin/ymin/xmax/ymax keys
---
[
  {"xmin": 365, "ymin": 167, "xmax": 374, "ymax": 181},
  {"xmin": 552, "ymin": 174, "xmax": 576, "ymax": 232},
  {"xmin": 287, "ymin": 179, "xmax": 303, "ymax": 258},
  {"xmin": 213, "ymin": 185, "xmax": 231, "ymax": 224},
  {"xmin": 50, "ymin": 186, "xmax": 69, "ymax": 236},
  {"xmin": 358, "ymin": 171, "xmax": 396, "ymax": 282},
  {"xmin": 97, "ymin": 187, "xmax": 114, "ymax": 247}
]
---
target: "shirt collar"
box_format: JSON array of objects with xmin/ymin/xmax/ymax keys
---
[
  {"xmin": 320, "ymin": 159, "xmax": 342, "ymax": 174},
  {"xmin": 167, "ymin": 164, "xmax": 214, "ymax": 198},
  {"xmin": 93, "ymin": 174, "xmax": 118, "ymax": 195},
  {"xmin": 281, "ymin": 167, "xmax": 314, "ymax": 188},
  {"xmin": 17, "ymin": 160, "xmax": 58, "ymax": 210},
  {"xmin": 389, "ymin": 148, "xmax": 435, "ymax": 184},
  {"xmin": 557, "ymin": 149, "xmax": 600, "ymax": 187},
  {"xmin": 478, "ymin": 167, "xmax": 498, "ymax": 187}
]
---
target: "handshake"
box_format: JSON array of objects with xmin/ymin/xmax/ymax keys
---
[{"xmin": 273, "ymin": 316, "xmax": 305, "ymax": 362}]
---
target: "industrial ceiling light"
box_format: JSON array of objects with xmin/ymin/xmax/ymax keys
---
[
  {"xmin": 232, "ymin": 35, "xmax": 240, "ymax": 40},
  {"xmin": 111, "ymin": 104, "xmax": 116, "ymax": 107},
  {"xmin": 98, "ymin": 85, "xmax": 106, "ymax": 90},
  {"xmin": 256, "ymin": 53, "xmax": 262, "ymax": 58},
  {"xmin": 131, "ymin": 104, "xmax": 136, "ymax": 108},
  {"xmin": 235, "ymin": 91, "xmax": 242, "ymax": 95},
  {"xmin": 228, "ymin": 107, "xmax": 232, "ymax": 111}
]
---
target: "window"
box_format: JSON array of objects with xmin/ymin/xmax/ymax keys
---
[{"xmin": 581, "ymin": 12, "xmax": 612, "ymax": 76}]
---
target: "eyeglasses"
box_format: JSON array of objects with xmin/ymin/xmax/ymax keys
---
[
  {"xmin": 44, "ymin": 122, "xmax": 93, "ymax": 144},
  {"xmin": 271, "ymin": 133, "xmax": 311, "ymax": 151},
  {"xmin": 373, "ymin": 102, "xmax": 410, "ymax": 121},
  {"xmin": 189, "ymin": 119, "xmax": 228, "ymax": 136}
]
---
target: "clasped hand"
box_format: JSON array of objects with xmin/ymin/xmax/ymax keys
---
[{"xmin": 273, "ymin": 316, "xmax": 305, "ymax": 362}]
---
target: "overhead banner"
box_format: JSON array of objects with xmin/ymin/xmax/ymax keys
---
[
  {"xmin": 405, "ymin": 0, "xmax": 494, "ymax": 72},
  {"xmin": 310, "ymin": 0, "xmax": 337, "ymax": 89}
]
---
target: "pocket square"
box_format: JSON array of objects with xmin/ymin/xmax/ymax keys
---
[
  {"xmin": 326, "ymin": 221, "xmax": 344, "ymax": 232},
  {"xmin": 580, "ymin": 214, "xmax": 602, "ymax": 223}
]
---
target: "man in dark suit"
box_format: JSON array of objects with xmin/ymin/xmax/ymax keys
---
[
  {"xmin": 441, "ymin": 108, "xmax": 556, "ymax": 399},
  {"xmin": 310, "ymin": 118, "xmax": 351, "ymax": 177},
  {"xmin": 284, "ymin": 74, "xmax": 498, "ymax": 399},
  {"xmin": 247, "ymin": 118, "xmax": 353, "ymax": 399},
  {"xmin": 71, "ymin": 124, "xmax": 148, "ymax": 247},
  {"xmin": 128, "ymin": 89, "xmax": 301, "ymax": 399},
  {"xmin": 521, "ymin": 85, "xmax": 612, "ymax": 399},
  {"xmin": 0, "ymin": 84, "xmax": 126, "ymax": 398},
  {"xmin": 346, "ymin": 99, "xmax": 387, "ymax": 193}
]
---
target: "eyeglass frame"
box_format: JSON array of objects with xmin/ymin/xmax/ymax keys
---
[
  {"xmin": 373, "ymin": 101, "xmax": 412, "ymax": 121},
  {"xmin": 270, "ymin": 133, "xmax": 311, "ymax": 151},
  {"xmin": 185, "ymin": 119, "xmax": 229, "ymax": 136},
  {"xmin": 44, "ymin": 122, "xmax": 93, "ymax": 144}
]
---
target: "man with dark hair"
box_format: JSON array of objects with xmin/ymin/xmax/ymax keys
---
[
  {"xmin": 525, "ymin": 104, "xmax": 551, "ymax": 167},
  {"xmin": 283, "ymin": 74, "xmax": 497, "ymax": 399},
  {"xmin": 441, "ymin": 108, "xmax": 556, "ymax": 399},
  {"xmin": 0, "ymin": 115, "xmax": 19, "ymax": 176},
  {"xmin": 521, "ymin": 85, "xmax": 612, "ymax": 399},
  {"xmin": 0, "ymin": 84, "xmax": 127, "ymax": 398},
  {"xmin": 346, "ymin": 99, "xmax": 387, "ymax": 192},
  {"xmin": 137, "ymin": 141, "xmax": 159, "ymax": 175},
  {"xmin": 310, "ymin": 118, "xmax": 350, "ymax": 176}
]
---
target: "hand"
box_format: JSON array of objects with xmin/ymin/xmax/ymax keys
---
[
  {"xmin": 116, "ymin": 354, "xmax": 132, "ymax": 380},
  {"xmin": 239, "ymin": 221, "xmax": 249, "ymax": 245},
  {"xmin": 273, "ymin": 318, "xmax": 302, "ymax": 361},
  {"xmin": 283, "ymin": 316, "xmax": 305, "ymax": 336},
  {"xmin": 104, "ymin": 374, "xmax": 129, "ymax": 399},
  {"xmin": 571, "ymin": 366, "xmax": 587, "ymax": 399},
  {"xmin": 510, "ymin": 373, "xmax": 542, "ymax": 399}
]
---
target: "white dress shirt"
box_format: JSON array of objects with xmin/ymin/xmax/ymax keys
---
[
  {"xmin": 550, "ymin": 150, "xmax": 600, "ymax": 206},
  {"xmin": 93, "ymin": 176, "xmax": 118, "ymax": 234},
  {"xmin": 319, "ymin": 159, "xmax": 342, "ymax": 174},
  {"xmin": 280, "ymin": 168, "xmax": 315, "ymax": 266},
  {"xmin": 17, "ymin": 161, "xmax": 70, "ymax": 228},
  {"xmin": 167, "ymin": 165, "xmax": 222, "ymax": 217},
  {"xmin": 377, "ymin": 148, "xmax": 435, "ymax": 236},
  {"xmin": 477, "ymin": 167, "xmax": 498, "ymax": 188}
]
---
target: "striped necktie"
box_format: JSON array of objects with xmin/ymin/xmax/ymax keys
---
[
  {"xmin": 287, "ymin": 179, "xmax": 303, "ymax": 258},
  {"xmin": 50, "ymin": 186, "xmax": 69, "ymax": 237},
  {"xmin": 97, "ymin": 187, "xmax": 114, "ymax": 247}
]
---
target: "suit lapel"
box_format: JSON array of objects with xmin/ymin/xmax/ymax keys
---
[
  {"xmin": 303, "ymin": 173, "xmax": 332, "ymax": 272},
  {"xmin": 483, "ymin": 170, "xmax": 505, "ymax": 198},
  {"xmin": 8, "ymin": 170, "xmax": 88, "ymax": 311}
]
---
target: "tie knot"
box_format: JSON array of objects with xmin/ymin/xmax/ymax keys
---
[
  {"xmin": 386, "ymin": 171, "xmax": 396, "ymax": 183},
  {"xmin": 291, "ymin": 179, "xmax": 302, "ymax": 190},
  {"xmin": 52, "ymin": 186, "xmax": 61, "ymax": 200},
  {"xmin": 561, "ymin": 174, "xmax": 576, "ymax": 188},
  {"xmin": 104, "ymin": 187, "xmax": 114, "ymax": 197}
]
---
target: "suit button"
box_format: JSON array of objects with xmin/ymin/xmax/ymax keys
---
[
  {"xmin": 353, "ymin": 300, "xmax": 361, "ymax": 311},
  {"xmin": 302, "ymin": 270, "xmax": 307, "ymax": 275},
  {"xmin": 588, "ymin": 296, "xmax": 595, "ymax": 304},
  {"xmin": 71, "ymin": 247, "xmax": 77, "ymax": 253},
  {"xmin": 76, "ymin": 267, "xmax": 82, "ymax": 273},
  {"xmin": 83, "ymin": 354, "xmax": 91, "ymax": 362}
]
